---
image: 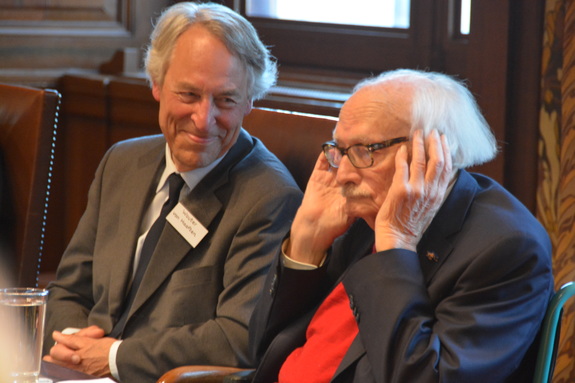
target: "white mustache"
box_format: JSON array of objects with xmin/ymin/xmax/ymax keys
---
[{"xmin": 341, "ymin": 184, "xmax": 370, "ymax": 198}]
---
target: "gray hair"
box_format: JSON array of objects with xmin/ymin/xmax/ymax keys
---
[
  {"xmin": 355, "ymin": 69, "xmax": 498, "ymax": 169},
  {"xmin": 144, "ymin": 2, "xmax": 277, "ymax": 101}
]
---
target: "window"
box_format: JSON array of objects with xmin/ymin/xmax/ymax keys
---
[
  {"xmin": 246, "ymin": 0, "xmax": 410, "ymax": 29},
  {"xmin": 226, "ymin": 1, "xmax": 473, "ymax": 75},
  {"xmin": 460, "ymin": 0, "xmax": 471, "ymax": 34}
]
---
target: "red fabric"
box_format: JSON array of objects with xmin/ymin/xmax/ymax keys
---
[{"xmin": 278, "ymin": 282, "xmax": 359, "ymax": 383}]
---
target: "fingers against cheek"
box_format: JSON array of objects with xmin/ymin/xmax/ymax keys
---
[
  {"xmin": 409, "ymin": 130, "xmax": 426, "ymax": 182},
  {"xmin": 393, "ymin": 144, "xmax": 409, "ymax": 184},
  {"xmin": 425, "ymin": 130, "xmax": 445, "ymax": 185},
  {"xmin": 316, "ymin": 151, "xmax": 330, "ymax": 171},
  {"xmin": 441, "ymin": 134, "xmax": 452, "ymax": 176}
]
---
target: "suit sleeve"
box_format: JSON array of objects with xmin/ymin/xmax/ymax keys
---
[
  {"xmin": 43, "ymin": 147, "xmax": 112, "ymax": 355},
  {"xmin": 343, "ymin": 232, "xmax": 553, "ymax": 383},
  {"xmin": 115, "ymin": 184, "xmax": 302, "ymax": 381}
]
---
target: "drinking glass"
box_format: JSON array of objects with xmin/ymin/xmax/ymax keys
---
[{"xmin": 0, "ymin": 288, "xmax": 49, "ymax": 383}]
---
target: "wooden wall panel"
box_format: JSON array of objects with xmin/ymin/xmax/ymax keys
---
[
  {"xmin": 0, "ymin": 1, "xmax": 122, "ymax": 22},
  {"xmin": 0, "ymin": 0, "xmax": 170, "ymax": 87}
]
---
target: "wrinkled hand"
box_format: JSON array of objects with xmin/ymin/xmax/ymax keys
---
[
  {"xmin": 375, "ymin": 129, "xmax": 453, "ymax": 252},
  {"xmin": 43, "ymin": 325, "xmax": 115, "ymax": 377},
  {"xmin": 289, "ymin": 153, "xmax": 354, "ymax": 265}
]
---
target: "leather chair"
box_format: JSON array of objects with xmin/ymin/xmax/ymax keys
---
[
  {"xmin": 0, "ymin": 83, "xmax": 61, "ymax": 287},
  {"xmin": 156, "ymin": 107, "xmax": 337, "ymax": 383},
  {"xmin": 533, "ymin": 281, "xmax": 575, "ymax": 383},
  {"xmin": 243, "ymin": 107, "xmax": 337, "ymax": 191},
  {"xmin": 157, "ymin": 366, "xmax": 251, "ymax": 383}
]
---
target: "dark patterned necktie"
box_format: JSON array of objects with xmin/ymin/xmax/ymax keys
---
[{"xmin": 109, "ymin": 173, "xmax": 184, "ymax": 338}]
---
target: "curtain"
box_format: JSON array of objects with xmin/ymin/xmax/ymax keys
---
[{"xmin": 538, "ymin": 0, "xmax": 575, "ymax": 381}]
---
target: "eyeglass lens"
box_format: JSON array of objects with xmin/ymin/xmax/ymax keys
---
[{"xmin": 324, "ymin": 145, "xmax": 372, "ymax": 168}]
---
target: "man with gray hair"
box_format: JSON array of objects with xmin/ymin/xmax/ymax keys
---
[
  {"xmin": 250, "ymin": 69, "xmax": 554, "ymax": 382},
  {"xmin": 43, "ymin": 2, "xmax": 301, "ymax": 381}
]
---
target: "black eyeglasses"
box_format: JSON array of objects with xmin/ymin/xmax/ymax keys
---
[{"xmin": 321, "ymin": 137, "xmax": 409, "ymax": 169}]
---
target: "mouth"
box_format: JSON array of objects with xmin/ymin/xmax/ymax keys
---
[{"xmin": 181, "ymin": 130, "xmax": 218, "ymax": 145}]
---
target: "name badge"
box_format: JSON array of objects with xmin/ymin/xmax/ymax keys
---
[{"xmin": 167, "ymin": 203, "xmax": 208, "ymax": 248}]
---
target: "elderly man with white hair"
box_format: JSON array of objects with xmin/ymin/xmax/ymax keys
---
[{"xmin": 249, "ymin": 69, "xmax": 554, "ymax": 383}]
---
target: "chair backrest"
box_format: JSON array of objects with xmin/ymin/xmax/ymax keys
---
[
  {"xmin": 533, "ymin": 281, "xmax": 575, "ymax": 383},
  {"xmin": 0, "ymin": 83, "xmax": 60, "ymax": 287},
  {"xmin": 243, "ymin": 107, "xmax": 337, "ymax": 191}
]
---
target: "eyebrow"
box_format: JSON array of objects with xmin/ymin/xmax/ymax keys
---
[
  {"xmin": 219, "ymin": 89, "xmax": 242, "ymax": 98},
  {"xmin": 174, "ymin": 82, "xmax": 243, "ymax": 98},
  {"xmin": 332, "ymin": 135, "xmax": 374, "ymax": 146}
]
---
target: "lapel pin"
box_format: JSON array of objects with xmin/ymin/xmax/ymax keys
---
[{"xmin": 426, "ymin": 251, "xmax": 439, "ymax": 262}]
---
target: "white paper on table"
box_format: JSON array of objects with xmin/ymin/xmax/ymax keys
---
[{"xmin": 57, "ymin": 379, "xmax": 116, "ymax": 383}]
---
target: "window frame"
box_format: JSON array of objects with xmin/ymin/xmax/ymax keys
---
[{"xmin": 226, "ymin": 0, "xmax": 441, "ymax": 73}]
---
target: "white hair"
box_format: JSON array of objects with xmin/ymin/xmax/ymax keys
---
[
  {"xmin": 355, "ymin": 69, "xmax": 498, "ymax": 168},
  {"xmin": 144, "ymin": 2, "xmax": 277, "ymax": 101}
]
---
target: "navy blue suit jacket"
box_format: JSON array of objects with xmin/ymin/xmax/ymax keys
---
[{"xmin": 250, "ymin": 170, "xmax": 554, "ymax": 383}]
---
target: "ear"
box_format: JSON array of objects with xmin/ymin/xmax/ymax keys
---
[
  {"xmin": 243, "ymin": 99, "xmax": 253, "ymax": 116},
  {"xmin": 152, "ymin": 82, "xmax": 161, "ymax": 102}
]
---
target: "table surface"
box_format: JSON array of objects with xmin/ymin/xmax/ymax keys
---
[{"xmin": 40, "ymin": 361, "xmax": 99, "ymax": 381}]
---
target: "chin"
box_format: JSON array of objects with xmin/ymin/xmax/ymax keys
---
[
  {"xmin": 344, "ymin": 204, "xmax": 364, "ymax": 218},
  {"xmin": 345, "ymin": 203, "xmax": 377, "ymax": 221},
  {"xmin": 175, "ymin": 154, "xmax": 214, "ymax": 171}
]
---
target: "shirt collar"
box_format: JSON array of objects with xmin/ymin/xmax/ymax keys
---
[{"xmin": 156, "ymin": 144, "xmax": 225, "ymax": 193}]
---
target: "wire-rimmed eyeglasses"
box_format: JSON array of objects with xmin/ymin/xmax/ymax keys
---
[{"xmin": 321, "ymin": 137, "xmax": 409, "ymax": 169}]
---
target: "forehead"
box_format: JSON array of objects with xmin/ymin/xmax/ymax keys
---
[
  {"xmin": 334, "ymin": 82, "xmax": 412, "ymax": 143},
  {"xmin": 166, "ymin": 25, "xmax": 247, "ymax": 90}
]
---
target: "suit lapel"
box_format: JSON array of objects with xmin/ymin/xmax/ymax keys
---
[
  {"xmin": 416, "ymin": 170, "xmax": 479, "ymax": 283},
  {"xmin": 127, "ymin": 130, "xmax": 254, "ymax": 316},
  {"xmin": 331, "ymin": 334, "xmax": 366, "ymax": 381},
  {"xmin": 108, "ymin": 137, "xmax": 165, "ymax": 314}
]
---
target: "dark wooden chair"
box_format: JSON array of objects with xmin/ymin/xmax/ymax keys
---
[
  {"xmin": 0, "ymin": 83, "xmax": 60, "ymax": 287},
  {"xmin": 243, "ymin": 107, "xmax": 337, "ymax": 191},
  {"xmin": 157, "ymin": 366, "xmax": 251, "ymax": 383},
  {"xmin": 156, "ymin": 107, "xmax": 337, "ymax": 383}
]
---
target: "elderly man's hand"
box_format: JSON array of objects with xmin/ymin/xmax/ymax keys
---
[
  {"xmin": 375, "ymin": 129, "xmax": 453, "ymax": 252},
  {"xmin": 289, "ymin": 153, "xmax": 354, "ymax": 266},
  {"xmin": 43, "ymin": 326, "xmax": 115, "ymax": 378}
]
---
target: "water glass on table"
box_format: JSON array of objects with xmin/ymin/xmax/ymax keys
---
[{"xmin": 0, "ymin": 288, "xmax": 49, "ymax": 383}]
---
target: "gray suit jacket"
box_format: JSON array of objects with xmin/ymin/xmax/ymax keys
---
[
  {"xmin": 250, "ymin": 170, "xmax": 553, "ymax": 383},
  {"xmin": 45, "ymin": 129, "xmax": 302, "ymax": 382}
]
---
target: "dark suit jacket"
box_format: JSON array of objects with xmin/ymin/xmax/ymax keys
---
[
  {"xmin": 45, "ymin": 129, "xmax": 302, "ymax": 382},
  {"xmin": 250, "ymin": 170, "xmax": 554, "ymax": 383}
]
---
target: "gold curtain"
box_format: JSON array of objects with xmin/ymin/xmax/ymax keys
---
[{"xmin": 539, "ymin": 0, "xmax": 575, "ymax": 381}]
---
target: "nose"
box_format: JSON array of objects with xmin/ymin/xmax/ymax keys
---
[
  {"xmin": 191, "ymin": 98, "xmax": 217, "ymax": 131},
  {"xmin": 335, "ymin": 154, "xmax": 361, "ymax": 186}
]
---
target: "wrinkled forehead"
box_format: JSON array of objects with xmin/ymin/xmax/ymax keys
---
[{"xmin": 335, "ymin": 83, "xmax": 412, "ymax": 143}]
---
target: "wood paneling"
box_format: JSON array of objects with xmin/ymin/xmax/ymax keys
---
[
  {"xmin": 0, "ymin": 0, "xmax": 170, "ymax": 87},
  {"xmin": 43, "ymin": 74, "xmax": 159, "ymax": 273}
]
